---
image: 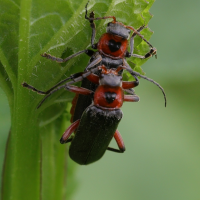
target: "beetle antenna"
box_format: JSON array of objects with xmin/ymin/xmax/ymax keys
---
[
  {"xmin": 85, "ymin": 1, "xmax": 116, "ymax": 22},
  {"xmin": 122, "ymin": 66, "xmax": 167, "ymax": 107},
  {"xmin": 85, "ymin": 0, "xmax": 90, "ymax": 20},
  {"xmin": 36, "ymin": 66, "xmax": 100, "ymax": 109},
  {"xmin": 36, "ymin": 85, "xmax": 66, "ymax": 109},
  {"xmin": 22, "ymin": 72, "xmax": 83, "ymax": 96}
]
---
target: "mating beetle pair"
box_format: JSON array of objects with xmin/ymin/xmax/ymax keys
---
[
  {"xmin": 23, "ymin": 64, "xmax": 139, "ymax": 165},
  {"xmin": 22, "ymin": 2, "xmax": 166, "ymax": 165}
]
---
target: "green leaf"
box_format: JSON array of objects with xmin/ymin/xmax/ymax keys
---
[{"xmin": 0, "ymin": 0, "xmax": 155, "ymax": 199}]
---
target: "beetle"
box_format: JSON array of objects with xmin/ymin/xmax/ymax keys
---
[
  {"xmin": 61, "ymin": 66, "xmax": 141, "ymax": 164},
  {"xmin": 41, "ymin": 2, "xmax": 157, "ymax": 62}
]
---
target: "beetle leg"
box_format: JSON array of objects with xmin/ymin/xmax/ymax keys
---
[
  {"xmin": 41, "ymin": 49, "xmax": 95, "ymax": 63},
  {"xmin": 85, "ymin": 1, "xmax": 116, "ymax": 23},
  {"xmin": 144, "ymin": 47, "xmax": 157, "ymax": 59},
  {"xmin": 60, "ymin": 120, "xmax": 80, "ymax": 144},
  {"xmin": 129, "ymin": 25, "xmax": 145, "ymax": 56},
  {"xmin": 128, "ymin": 26, "xmax": 157, "ymax": 59},
  {"xmin": 123, "ymin": 88, "xmax": 135, "ymax": 95},
  {"xmin": 86, "ymin": 73, "xmax": 99, "ymax": 84},
  {"xmin": 107, "ymin": 130, "xmax": 125, "ymax": 153},
  {"xmin": 63, "ymin": 138, "xmax": 73, "ymax": 143},
  {"xmin": 122, "ymin": 78, "xmax": 139, "ymax": 89},
  {"xmin": 125, "ymin": 24, "xmax": 157, "ymax": 58},
  {"xmin": 131, "ymin": 47, "xmax": 157, "ymax": 59},
  {"xmin": 85, "ymin": 53, "xmax": 102, "ymax": 71},
  {"xmin": 124, "ymin": 95, "xmax": 140, "ymax": 102},
  {"xmin": 85, "ymin": 2, "xmax": 97, "ymax": 48},
  {"xmin": 65, "ymin": 85, "xmax": 93, "ymax": 95},
  {"xmin": 22, "ymin": 72, "xmax": 83, "ymax": 95},
  {"xmin": 122, "ymin": 68, "xmax": 139, "ymax": 90},
  {"xmin": 114, "ymin": 130, "xmax": 125, "ymax": 152}
]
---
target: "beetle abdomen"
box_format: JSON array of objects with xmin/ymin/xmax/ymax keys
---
[{"xmin": 69, "ymin": 105, "xmax": 123, "ymax": 165}]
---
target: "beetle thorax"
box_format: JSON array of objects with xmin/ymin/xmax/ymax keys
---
[
  {"xmin": 99, "ymin": 73, "xmax": 122, "ymax": 88},
  {"xmin": 107, "ymin": 22, "xmax": 131, "ymax": 39}
]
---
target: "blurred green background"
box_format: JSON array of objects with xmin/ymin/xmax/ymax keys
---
[{"xmin": 0, "ymin": 0, "xmax": 200, "ymax": 199}]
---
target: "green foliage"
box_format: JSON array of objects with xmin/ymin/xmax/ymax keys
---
[{"xmin": 0, "ymin": 0, "xmax": 155, "ymax": 199}]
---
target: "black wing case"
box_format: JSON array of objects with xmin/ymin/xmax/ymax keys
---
[{"xmin": 69, "ymin": 105, "xmax": 123, "ymax": 165}]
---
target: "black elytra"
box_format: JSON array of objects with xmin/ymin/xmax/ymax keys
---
[
  {"xmin": 108, "ymin": 40, "xmax": 121, "ymax": 52},
  {"xmin": 69, "ymin": 105, "xmax": 123, "ymax": 165},
  {"xmin": 105, "ymin": 92, "xmax": 117, "ymax": 103}
]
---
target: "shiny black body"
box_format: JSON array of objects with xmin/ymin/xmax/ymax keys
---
[{"xmin": 69, "ymin": 105, "xmax": 123, "ymax": 165}]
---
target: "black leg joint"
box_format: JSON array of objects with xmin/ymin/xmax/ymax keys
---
[
  {"xmin": 125, "ymin": 51, "xmax": 131, "ymax": 58},
  {"xmin": 135, "ymin": 81, "xmax": 139, "ymax": 87},
  {"xmin": 90, "ymin": 23, "xmax": 95, "ymax": 29},
  {"xmin": 65, "ymin": 85, "xmax": 70, "ymax": 91},
  {"xmin": 107, "ymin": 147, "xmax": 126, "ymax": 153},
  {"xmin": 89, "ymin": 11, "xmax": 94, "ymax": 18},
  {"xmin": 60, "ymin": 137, "xmax": 73, "ymax": 144},
  {"xmin": 92, "ymin": 43, "xmax": 98, "ymax": 49},
  {"xmin": 145, "ymin": 48, "xmax": 157, "ymax": 58},
  {"xmin": 85, "ymin": 49, "xmax": 95, "ymax": 57},
  {"xmin": 133, "ymin": 75, "xmax": 139, "ymax": 86},
  {"xmin": 144, "ymin": 52, "xmax": 151, "ymax": 58},
  {"xmin": 70, "ymin": 72, "xmax": 83, "ymax": 81},
  {"xmin": 89, "ymin": 11, "xmax": 95, "ymax": 23}
]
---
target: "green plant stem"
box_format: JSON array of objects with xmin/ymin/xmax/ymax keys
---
[
  {"xmin": 40, "ymin": 116, "xmax": 68, "ymax": 200},
  {"xmin": 2, "ymin": 109, "xmax": 40, "ymax": 200},
  {"xmin": 2, "ymin": 0, "xmax": 43, "ymax": 198}
]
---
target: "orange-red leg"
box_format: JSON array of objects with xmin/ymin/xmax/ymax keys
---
[
  {"xmin": 124, "ymin": 95, "xmax": 140, "ymax": 102},
  {"xmin": 107, "ymin": 130, "xmax": 125, "ymax": 153},
  {"xmin": 60, "ymin": 120, "xmax": 80, "ymax": 144},
  {"xmin": 65, "ymin": 85, "xmax": 93, "ymax": 95}
]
